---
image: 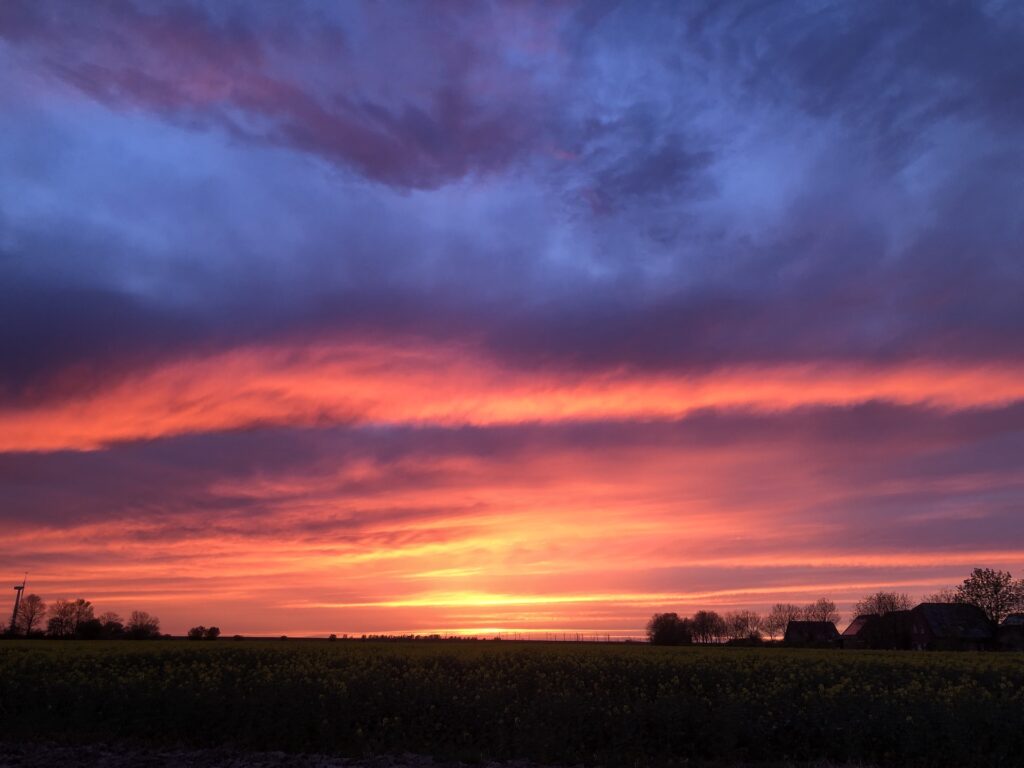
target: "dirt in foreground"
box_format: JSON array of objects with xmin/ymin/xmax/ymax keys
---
[
  {"xmin": 0, "ymin": 743, "xmax": 555, "ymax": 768},
  {"xmin": 0, "ymin": 742, "xmax": 869, "ymax": 768}
]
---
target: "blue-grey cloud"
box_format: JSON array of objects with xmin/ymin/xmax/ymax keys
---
[{"xmin": 1, "ymin": 0, "xmax": 1022, "ymax": 393}]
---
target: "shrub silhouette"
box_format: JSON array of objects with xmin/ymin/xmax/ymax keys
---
[{"xmin": 646, "ymin": 613, "xmax": 693, "ymax": 645}]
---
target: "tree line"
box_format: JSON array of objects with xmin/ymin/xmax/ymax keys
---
[
  {"xmin": 647, "ymin": 568, "xmax": 1024, "ymax": 645},
  {"xmin": 2, "ymin": 595, "xmax": 162, "ymax": 640},
  {"xmin": 647, "ymin": 597, "xmax": 840, "ymax": 645}
]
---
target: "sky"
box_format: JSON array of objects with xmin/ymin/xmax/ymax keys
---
[{"xmin": 2, "ymin": 0, "xmax": 1023, "ymax": 637}]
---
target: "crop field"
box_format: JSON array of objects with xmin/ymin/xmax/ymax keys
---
[{"xmin": 0, "ymin": 640, "xmax": 1021, "ymax": 767}]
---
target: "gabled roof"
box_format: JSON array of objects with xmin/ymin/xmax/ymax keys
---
[
  {"xmin": 785, "ymin": 621, "xmax": 839, "ymax": 641},
  {"xmin": 842, "ymin": 614, "xmax": 877, "ymax": 637},
  {"xmin": 1003, "ymin": 613, "xmax": 1024, "ymax": 626},
  {"xmin": 913, "ymin": 602, "xmax": 992, "ymax": 640}
]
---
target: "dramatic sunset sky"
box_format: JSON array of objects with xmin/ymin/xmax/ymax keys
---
[{"xmin": 2, "ymin": 1, "xmax": 1023, "ymax": 637}]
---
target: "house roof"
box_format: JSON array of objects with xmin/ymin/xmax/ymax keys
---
[
  {"xmin": 913, "ymin": 602, "xmax": 992, "ymax": 640},
  {"xmin": 1003, "ymin": 613, "xmax": 1024, "ymax": 626},
  {"xmin": 785, "ymin": 621, "xmax": 839, "ymax": 641},
  {"xmin": 842, "ymin": 614, "xmax": 877, "ymax": 637}
]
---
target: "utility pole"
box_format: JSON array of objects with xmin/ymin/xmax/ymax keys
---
[{"xmin": 10, "ymin": 574, "xmax": 26, "ymax": 634}]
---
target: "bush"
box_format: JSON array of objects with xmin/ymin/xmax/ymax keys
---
[{"xmin": 646, "ymin": 612, "xmax": 693, "ymax": 645}]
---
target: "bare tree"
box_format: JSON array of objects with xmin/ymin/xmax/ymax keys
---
[
  {"xmin": 763, "ymin": 603, "xmax": 803, "ymax": 640},
  {"xmin": 98, "ymin": 611, "xmax": 125, "ymax": 638},
  {"xmin": 126, "ymin": 610, "xmax": 161, "ymax": 639},
  {"xmin": 956, "ymin": 568, "xmax": 1024, "ymax": 624},
  {"xmin": 71, "ymin": 599, "xmax": 94, "ymax": 631},
  {"xmin": 46, "ymin": 599, "xmax": 76, "ymax": 637},
  {"xmin": 691, "ymin": 610, "xmax": 726, "ymax": 644},
  {"xmin": 921, "ymin": 588, "xmax": 959, "ymax": 603},
  {"xmin": 853, "ymin": 591, "xmax": 913, "ymax": 617},
  {"xmin": 16, "ymin": 594, "xmax": 47, "ymax": 636},
  {"xmin": 713, "ymin": 614, "xmax": 730, "ymax": 643},
  {"xmin": 725, "ymin": 610, "xmax": 762, "ymax": 640},
  {"xmin": 47, "ymin": 598, "xmax": 96, "ymax": 638},
  {"xmin": 803, "ymin": 598, "xmax": 840, "ymax": 625}
]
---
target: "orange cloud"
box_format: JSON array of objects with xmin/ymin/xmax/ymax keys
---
[
  {"xmin": 6, "ymin": 422, "xmax": 1023, "ymax": 636},
  {"xmin": 5, "ymin": 336, "xmax": 1024, "ymax": 451},
  {"xmin": 5, "ymin": 336, "xmax": 1023, "ymax": 636}
]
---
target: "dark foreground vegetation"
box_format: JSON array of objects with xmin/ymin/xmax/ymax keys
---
[{"xmin": 1, "ymin": 640, "xmax": 1021, "ymax": 767}]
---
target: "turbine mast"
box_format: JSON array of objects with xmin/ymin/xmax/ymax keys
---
[{"xmin": 9, "ymin": 574, "xmax": 26, "ymax": 635}]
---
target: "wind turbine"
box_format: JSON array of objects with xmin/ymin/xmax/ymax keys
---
[{"xmin": 9, "ymin": 574, "xmax": 26, "ymax": 634}]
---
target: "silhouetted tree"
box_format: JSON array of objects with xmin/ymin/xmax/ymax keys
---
[
  {"xmin": 764, "ymin": 603, "xmax": 803, "ymax": 640},
  {"xmin": 803, "ymin": 598, "xmax": 840, "ymax": 625},
  {"xmin": 691, "ymin": 610, "xmax": 726, "ymax": 644},
  {"xmin": 48, "ymin": 598, "xmax": 96, "ymax": 638},
  {"xmin": 126, "ymin": 610, "xmax": 160, "ymax": 639},
  {"xmin": 205, "ymin": 626, "xmax": 220, "ymax": 640},
  {"xmin": 188, "ymin": 625, "xmax": 207, "ymax": 640},
  {"xmin": 47, "ymin": 599, "xmax": 77, "ymax": 638},
  {"xmin": 76, "ymin": 618, "xmax": 104, "ymax": 639},
  {"xmin": 646, "ymin": 612, "xmax": 693, "ymax": 645},
  {"xmin": 98, "ymin": 611, "xmax": 125, "ymax": 638},
  {"xmin": 956, "ymin": 568, "xmax": 1024, "ymax": 624},
  {"xmin": 725, "ymin": 610, "xmax": 763, "ymax": 640},
  {"xmin": 921, "ymin": 588, "xmax": 959, "ymax": 604},
  {"xmin": 71, "ymin": 599, "xmax": 94, "ymax": 633},
  {"xmin": 16, "ymin": 594, "xmax": 47, "ymax": 636},
  {"xmin": 853, "ymin": 591, "xmax": 913, "ymax": 617}
]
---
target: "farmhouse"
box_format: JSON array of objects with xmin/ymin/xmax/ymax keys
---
[
  {"xmin": 909, "ymin": 603, "xmax": 992, "ymax": 651},
  {"xmin": 839, "ymin": 603, "xmax": 1002, "ymax": 651},
  {"xmin": 996, "ymin": 616, "xmax": 1024, "ymax": 651},
  {"xmin": 864, "ymin": 610, "xmax": 916, "ymax": 650},
  {"xmin": 840, "ymin": 614, "xmax": 876, "ymax": 649},
  {"xmin": 840, "ymin": 610, "xmax": 916, "ymax": 650},
  {"xmin": 784, "ymin": 620, "xmax": 839, "ymax": 647}
]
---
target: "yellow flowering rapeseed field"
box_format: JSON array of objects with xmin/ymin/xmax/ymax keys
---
[{"xmin": 0, "ymin": 640, "xmax": 1021, "ymax": 766}]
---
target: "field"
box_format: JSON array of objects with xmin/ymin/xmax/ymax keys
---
[{"xmin": 0, "ymin": 640, "xmax": 1022, "ymax": 767}]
